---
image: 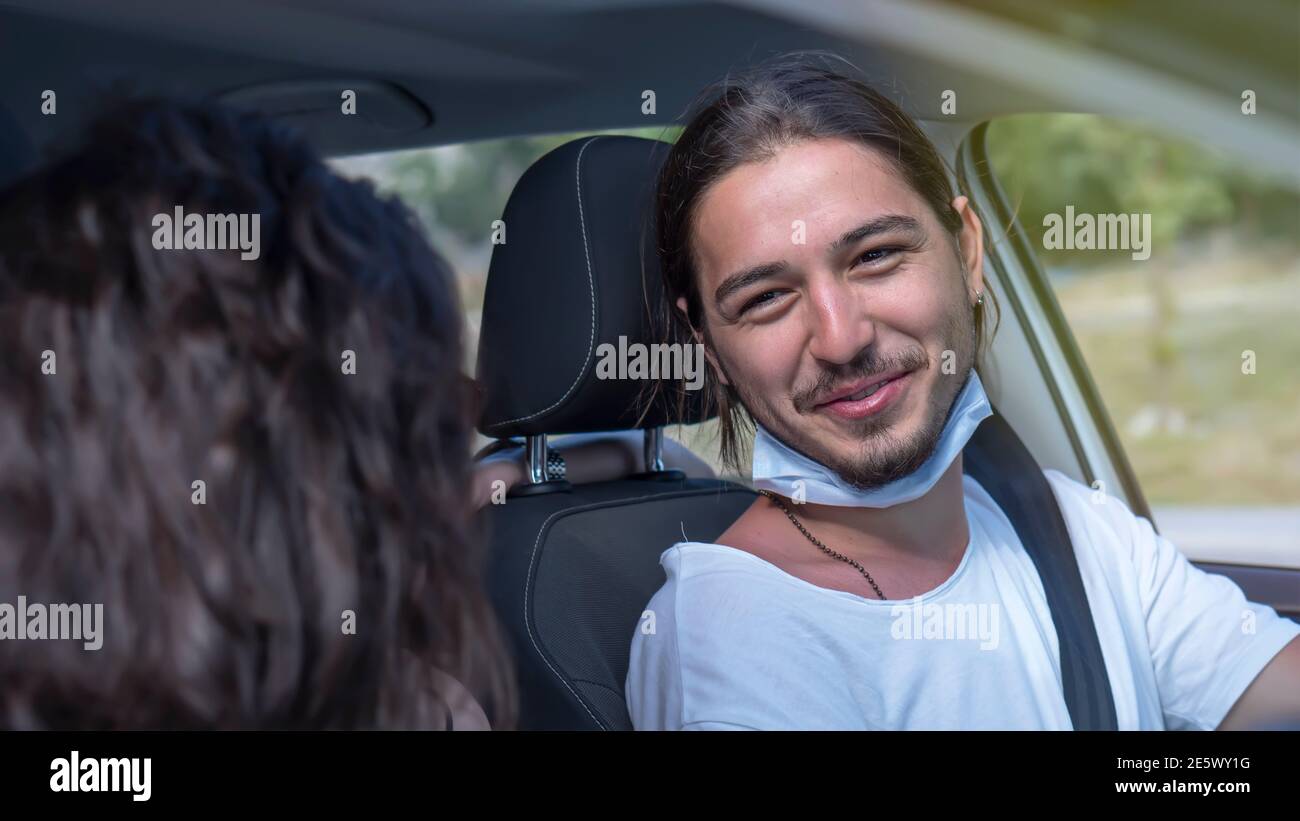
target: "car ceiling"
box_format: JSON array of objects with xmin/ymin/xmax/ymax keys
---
[{"xmin": 0, "ymin": 0, "xmax": 1296, "ymax": 183}]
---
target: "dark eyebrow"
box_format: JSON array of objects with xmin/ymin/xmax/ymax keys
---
[
  {"xmin": 713, "ymin": 260, "xmax": 790, "ymax": 308},
  {"xmin": 829, "ymin": 214, "xmax": 926, "ymax": 253}
]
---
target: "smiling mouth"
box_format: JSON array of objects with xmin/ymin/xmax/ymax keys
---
[
  {"xmin": 808, "ymin": 368, "xmax": 916, "ymax": 421},
  {"xmin": 815, "ymin": 369, "xmax": 912, "ymax": 408},
  {"xmin": 843, "ymin": 380, "xmax": 892, "ymax": 401}
]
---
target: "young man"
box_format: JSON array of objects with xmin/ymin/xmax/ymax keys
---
[{"xmin": 626, "ymin": 55, "xmax": 1300, "ymax": 730}]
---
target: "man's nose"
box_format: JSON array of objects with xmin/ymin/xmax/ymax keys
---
[{"xmin": 805, "ymin": 278, "xmax": 875, "ymax": 365}]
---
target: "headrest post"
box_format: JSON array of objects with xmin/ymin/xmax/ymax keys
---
[
  {"xmin": 526, "ymin": 434, "xmax": 548, "ymax": 484},
  {"xmin": 643, "ymin": 428, "xmax": 665, "ymax": 473}
]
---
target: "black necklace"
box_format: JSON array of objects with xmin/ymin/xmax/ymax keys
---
[{"xmin": 757, "ymin": 489, "xmax": 888, "ymax": 600}]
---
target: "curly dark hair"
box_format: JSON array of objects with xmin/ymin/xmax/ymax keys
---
[{"xmin": 0, "ymin": 99, "xmax": 515, "ymax": 729}]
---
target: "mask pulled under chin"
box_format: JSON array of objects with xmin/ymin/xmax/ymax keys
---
[{"xmin": 750, "ymin": 369, "xmax": 993, "ymax": 509}]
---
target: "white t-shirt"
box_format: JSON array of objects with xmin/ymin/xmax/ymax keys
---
[{"xmin": 625, "ymin": 469, "xmax": 1299, "ymax": 730}]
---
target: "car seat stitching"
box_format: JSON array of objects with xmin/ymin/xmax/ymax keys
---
[
  {"xmin": 522, "ymin": 485, "xmax": 755, "ymax": 729},
  {"xmin": 525, "ymin": 504, "xmax": 607, "ymax": 728},
  {"xmin": 490, "ymin": 136, "xmax": 601, "ymax": 428}
]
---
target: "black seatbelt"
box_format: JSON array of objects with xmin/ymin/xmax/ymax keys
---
[{"xmin": 963, "ymin": 407, "xmax": 1118, "ymax": 730}]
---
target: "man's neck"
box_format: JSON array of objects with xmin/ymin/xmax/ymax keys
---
[{"xmin": 786, "ymin": 453, "xmax": 969, "ymax": 564}]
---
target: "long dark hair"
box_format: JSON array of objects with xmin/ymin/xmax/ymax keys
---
[
  {"xmin": 0, "ymin": 100, "xmax": 515, "ymax": 729},
  {"xmin": 655, "ymin": 52, "xmax": 1000, "ymax": 474}
]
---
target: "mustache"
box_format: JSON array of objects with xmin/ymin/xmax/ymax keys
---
[{"xmin": 791, "ymin": 347, "xmax": 931, "ymax": 412}]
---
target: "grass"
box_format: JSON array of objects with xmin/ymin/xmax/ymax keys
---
[{"xmin": 1055, "ymin": 245, "xmax": 1300, "ymax": 505}]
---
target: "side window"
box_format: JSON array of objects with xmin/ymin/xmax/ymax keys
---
[
  {"xmin": 986, "ymin": 114, "xmax": 1300, "ymax": 562},
  {"xmin": 333, "ymin": 135, "xmax": 592, "ymax": 373}
]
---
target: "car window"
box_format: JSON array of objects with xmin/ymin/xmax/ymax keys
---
[{"xmin": 986, "ymin": 114, "xmax": 1300, "ymax": 564}]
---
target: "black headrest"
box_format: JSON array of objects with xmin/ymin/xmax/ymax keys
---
[{"xmin": 476, "ymin": 136, "xmax": 710, "ymax": 437}]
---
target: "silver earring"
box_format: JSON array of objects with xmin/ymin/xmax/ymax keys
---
[{"xmin": 975, "ymin": 290, "xmax": 984, "ymax": 307}]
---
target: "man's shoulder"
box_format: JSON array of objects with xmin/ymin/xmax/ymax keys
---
[
  {"xmin": 657, "ymin": 541, "xmax": 794, "ymax": 600},
  {"xmin": 1037, "ymin": 467, "xmax": 1173, "ymax": 580},
  {"xmin": 963, "ymin": 466, "xmax": 1150, "ymax": 572},
  {"xmin": 973, "ymin": 464, "xmax": 1115, "ymax": 512},
  {"xmin": 644, "ymin": 542, "xmax": 815, "ymax": 638},
  {"xmin": 1040, "ymin": 467, "xmax": 1106, "ymax": 505},
  {"xmin": 1039, "ymin": 468, "xmax": 1145, "ymax": 537}
]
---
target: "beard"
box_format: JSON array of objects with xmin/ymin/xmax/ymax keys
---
[
  {"xmin": 824, "ymin": 363, "xmax": 972, "ymax": 490},
  {"xmin": 729, "ymin": 295, "xmax": 978, "ymax": 492}
]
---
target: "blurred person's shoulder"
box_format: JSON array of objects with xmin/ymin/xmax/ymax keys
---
[{"xmin": 430, "ymin": 668, "xmax": 491, "ymax": 731}]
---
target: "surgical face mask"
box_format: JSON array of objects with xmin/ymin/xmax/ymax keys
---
[{"xmin": 751, "ymin": 369, "xmax": 992, "ymax": 508}]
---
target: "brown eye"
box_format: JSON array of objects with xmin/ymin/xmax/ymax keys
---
[
  {"xmin": 740, "ymin": 289, "xmax": 781, "ymax": 315},
  {"xmin": 855, "ymin": 246, "xmax": 901, "ymax": 267}
]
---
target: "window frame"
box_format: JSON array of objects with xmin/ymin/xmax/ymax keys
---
[{"xmin": 955, "ymin": 120, "xmax": 1154, "ymax": 526}]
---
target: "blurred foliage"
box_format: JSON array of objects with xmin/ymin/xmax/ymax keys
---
[
  {"xmin": 989, "ymin": 114, "xmax": 1300, "ymax": 507},
  {"xmin": 386, "ymin": 135, "xmax": 567, "ymax": 245},
  {"xmin": 987, "ymin": 114, "xmax": 1299, "ymax": 265},
  {"xmin": 380, "ymin": 126, "xmax": 681, "ymax": 248}
]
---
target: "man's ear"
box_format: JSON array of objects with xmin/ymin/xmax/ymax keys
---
[
  {"xmin": 676, "ymin": 295, "xmax": 729, "ymax": 386},
  {"xmin": 951, "ymin": 195, "xmax": 985, "ymax": 306}
]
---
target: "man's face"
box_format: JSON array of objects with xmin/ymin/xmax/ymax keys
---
[{"xmin": 688, "ymin": 137, "xmax": 984, "ymax": 489}]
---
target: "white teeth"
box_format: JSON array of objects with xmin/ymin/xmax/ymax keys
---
[{"xmin": 848, "ymin": 381, "xmax": 884, "ymax": 401}]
